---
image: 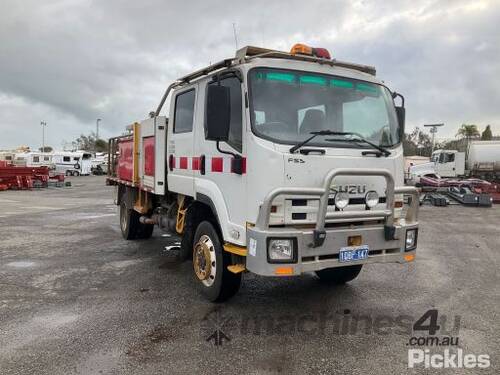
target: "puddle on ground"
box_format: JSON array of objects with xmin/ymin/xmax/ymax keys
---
[
  {"xmin": 5, "ymin": 261, "xmax": 36, "ymax": 268},
  {"xmin": 164, "ymin": 244, "xmax": 181, "ymax": 252}
]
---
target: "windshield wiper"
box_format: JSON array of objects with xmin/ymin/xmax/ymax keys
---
[
  {"xmin": 324, "ymin": 131, "xmax": 391, "ymax": 157},
  {"xmin": 289, "ymin": 130, "xmax": 339, "ymax": 154}
]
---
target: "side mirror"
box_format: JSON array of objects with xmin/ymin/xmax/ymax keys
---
[
  {"xmin": 205, "ymin": 85, "xmax": 230, "ymax": 141},
  {"xmin": 396, "ymin": 106, "xmax": 405, "ymax": 139},
  {"xmin": 392, "ymin": 91, "xmax": 405, "ymax": 141}
]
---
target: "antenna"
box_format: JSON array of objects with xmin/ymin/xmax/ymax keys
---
[
  {"xmin": 232, "ymin": 23, "xmax": 238, "ymax": 50},
  {"xmin": 424, "ymin": 123, "xmax": 444, "ymax": 154}
]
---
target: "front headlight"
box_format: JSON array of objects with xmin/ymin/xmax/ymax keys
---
[
  {"xmin": 365, "ymin": 190, "xmax": 379, "ymax": 208},
  {"xmin": 334, "ymin": 192, "xmax": 349, "ymax": 210},
  {"xmin": 268, "ymin": 238, "xmax": 296, "ymax": 263},
  {"xmin": 405, "ymin": 228, "xmax": 418, "ymax": 251}
]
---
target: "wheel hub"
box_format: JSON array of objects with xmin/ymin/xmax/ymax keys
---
[{"xmin": 193, "ymin": 235, "xmax": 216, "ymax": 286}]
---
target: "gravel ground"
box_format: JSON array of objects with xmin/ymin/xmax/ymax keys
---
[{"xmin": 0, "ymin": 176, "xmax": 498, "ymax": 374}]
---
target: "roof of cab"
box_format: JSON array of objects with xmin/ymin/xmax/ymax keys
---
[{"xmin": 175, "ymin": 45, "xmax": 377, "ymax": 85}]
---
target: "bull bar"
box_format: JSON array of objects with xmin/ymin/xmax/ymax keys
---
[{"xmin": 246, "ymin": 168, "xmax": 420, "ymax": 276}]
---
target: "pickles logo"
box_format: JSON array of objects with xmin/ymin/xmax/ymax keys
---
[
  {"xmin": 407, "ymin": 310, "xmax": 490, "ymax": 369},
  {"xmin": 408, "ymin": 349, "xmax": 490, "ymax": 369}
]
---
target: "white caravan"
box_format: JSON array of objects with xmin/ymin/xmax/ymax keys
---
[
  {"xmin": 13, "ymin": 152, "xmax": 54, "ymax": 168},
  {"xmin": 0, "ymin": 151, "xmax": 16, "ymax": 163},
  {"xmin": 52, "ymin": 151, "xmax": 92, "ymax": 176}
]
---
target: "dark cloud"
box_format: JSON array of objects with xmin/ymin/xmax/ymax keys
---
[{"xmin": 0, "ymin": 0, "xmax": 498, "ymax": 149}]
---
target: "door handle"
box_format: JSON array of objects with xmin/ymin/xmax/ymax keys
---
[{"xmin": 200, "ymin": 155, "xmax": 206, "ymax": 175}]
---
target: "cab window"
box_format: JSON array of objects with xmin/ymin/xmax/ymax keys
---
[{"xmin": 174, "ymin": 89, "xmax": 195, "ymax": 133}]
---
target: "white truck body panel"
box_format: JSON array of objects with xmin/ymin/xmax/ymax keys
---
[{"xmin": 139, "ymin": 116, "xmax": 167, "ymax": 194}]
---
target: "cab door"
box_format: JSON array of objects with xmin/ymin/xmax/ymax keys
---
[
  {"xmin": 193, "ymin": 75, "xmax": 247, "ymax": 245},
  {"xmin": 167, "ymin": 85, "xmax": 197, "ymax": 196},
  {"xmin": 437, "ymin": 152, "xmax": 456, "ymax": 177}
]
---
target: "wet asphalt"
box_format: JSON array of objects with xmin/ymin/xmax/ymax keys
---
[{"xmin": 0, "ymin": 176, "xmax": 498, "ymax": 374}]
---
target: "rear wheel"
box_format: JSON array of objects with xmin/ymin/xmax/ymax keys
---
[
  {"xmin": 193, "ymin": 221, "xmax": 241, "ymax": 302},
  {"xmin": 120, "ymin": 201, "xmax": 139, "ymax": 240},
  {"xmin": 137, "ymin": 223, "xmax": 154, "ymax": 239},
  {"xmin": 315, "ymin": 265, "xmax": 362, "ymax": 284}
]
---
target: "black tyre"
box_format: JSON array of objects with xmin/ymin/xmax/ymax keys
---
[
  {"xmin": 192, "ymin": 221, "xmax": 241, "ymax": 302},
  {"xmin": 315, "ymin": 265, "xmax": 362, "ymax": 284},
  {"xmin": 120, "ymin": 201, "xmax": 140, "ymax": 240},
  {"xmin": 137, "ymin": 223, "xmax": 154, "ymax": 239}
]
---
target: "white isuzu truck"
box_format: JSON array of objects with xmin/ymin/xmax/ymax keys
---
[{"xmin": 107, "ymin": 45, "xmax": 419, "ymax": 302}]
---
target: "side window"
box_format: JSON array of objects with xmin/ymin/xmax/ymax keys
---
[
  {"xmin": 33, "ymin": 156, "xmax": 40, "ymax": 162},
  {"xmin": 74, "ymin": 157, "xmax": 80, "ymax": 161},
  {"xmin": 448, "ymin": 153, "xmax": 455, "ymax": 162},
  {"xmin": 44, "ymin": 156, "xmax": 50, "ymax": 161},
  {"xmin": 208, "ymin": 77, "xmax": 242, "ymax": 152},
  {"xmin": 174, "ymin": 89, "xmax": 195, "ymax": 133},
  {"xmin": 63, "ymin": 156, "xmax": 71, "ymax": 162}
]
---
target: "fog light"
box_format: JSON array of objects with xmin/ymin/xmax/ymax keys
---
[
  {"xmin": 365, "ymin": 190, "xmax": 379, "ymax": 208},
  {"xmin": 268, "ymin": 238, "xmax": 296, "ymax": 263},
  {"xmin": 334, "ymin": 192, "xmax": 349, "ymax": 210},
  {"xmin": 405, "ymin": 228, "xmax": 418, "ymax": 251}
]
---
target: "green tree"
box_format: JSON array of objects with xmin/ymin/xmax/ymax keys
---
[
  {"xmin": 456, "ymin": 124, "xmax": 480, "ymax": 140},
  {"xmin": 38, "ymin": 146, "xmax": 53, "ymax": 152},
  {"xmin": 403, "ymin": 133, "xmax": 417, "ymax": 156},
  {"xmin": 481, "ymin": 125, "xmax": 493, "ymax": 140},
  {"xmin": 95, "ymin": 139, "xmax": 108, "ymax": 153},
  {"xmin": 73, "ymin": 132, "xmax": 108, "ymax": 152},
  {"xmin": 407, "ymin": 127, "xmax": 433, "ymax": 156}
]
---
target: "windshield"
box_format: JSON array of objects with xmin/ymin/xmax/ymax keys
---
[{"xmin": 248, "ymin": 68, "xmax": 401, "ymax": 148}]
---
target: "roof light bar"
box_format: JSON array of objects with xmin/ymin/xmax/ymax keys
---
[{"xmin": 290, "ymin": 43, "xmax": 331, "ymax": 59}]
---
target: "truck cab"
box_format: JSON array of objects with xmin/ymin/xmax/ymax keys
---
[
  {"xmin": 108, "ymin": 45, "xmax": 419, "ymax": 302},
  {"xmin": 431, "ymin": 149, "xmax": 465, "ymax": 178}
]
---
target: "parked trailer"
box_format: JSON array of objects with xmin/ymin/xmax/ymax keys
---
[
  {"xmin": 52, "ymin": 151, "xmax": 92, "ymax": 176},
  {"xmin": 468, "ymin": 140, "xmax": 500, "ymax": 180},
  {"xmin": 107, "ymin": 44, "xmax": 419, "ymax": 302},
  {"xmin": 0, "ymin": 161, "xmax": 50, "ymax": 190}
]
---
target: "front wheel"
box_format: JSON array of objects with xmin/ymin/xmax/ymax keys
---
[
  {"xmin": 192, "ymin": 221, "xmax": 241, "ymax": 302},
  {"xmin": 315, "ymin": 265, "xmax": 362, "ymax": 284}
]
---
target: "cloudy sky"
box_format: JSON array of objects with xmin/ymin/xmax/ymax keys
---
[{"xmin": 0, "ymin": 0, "xmax": 499, "ymax": 150}]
